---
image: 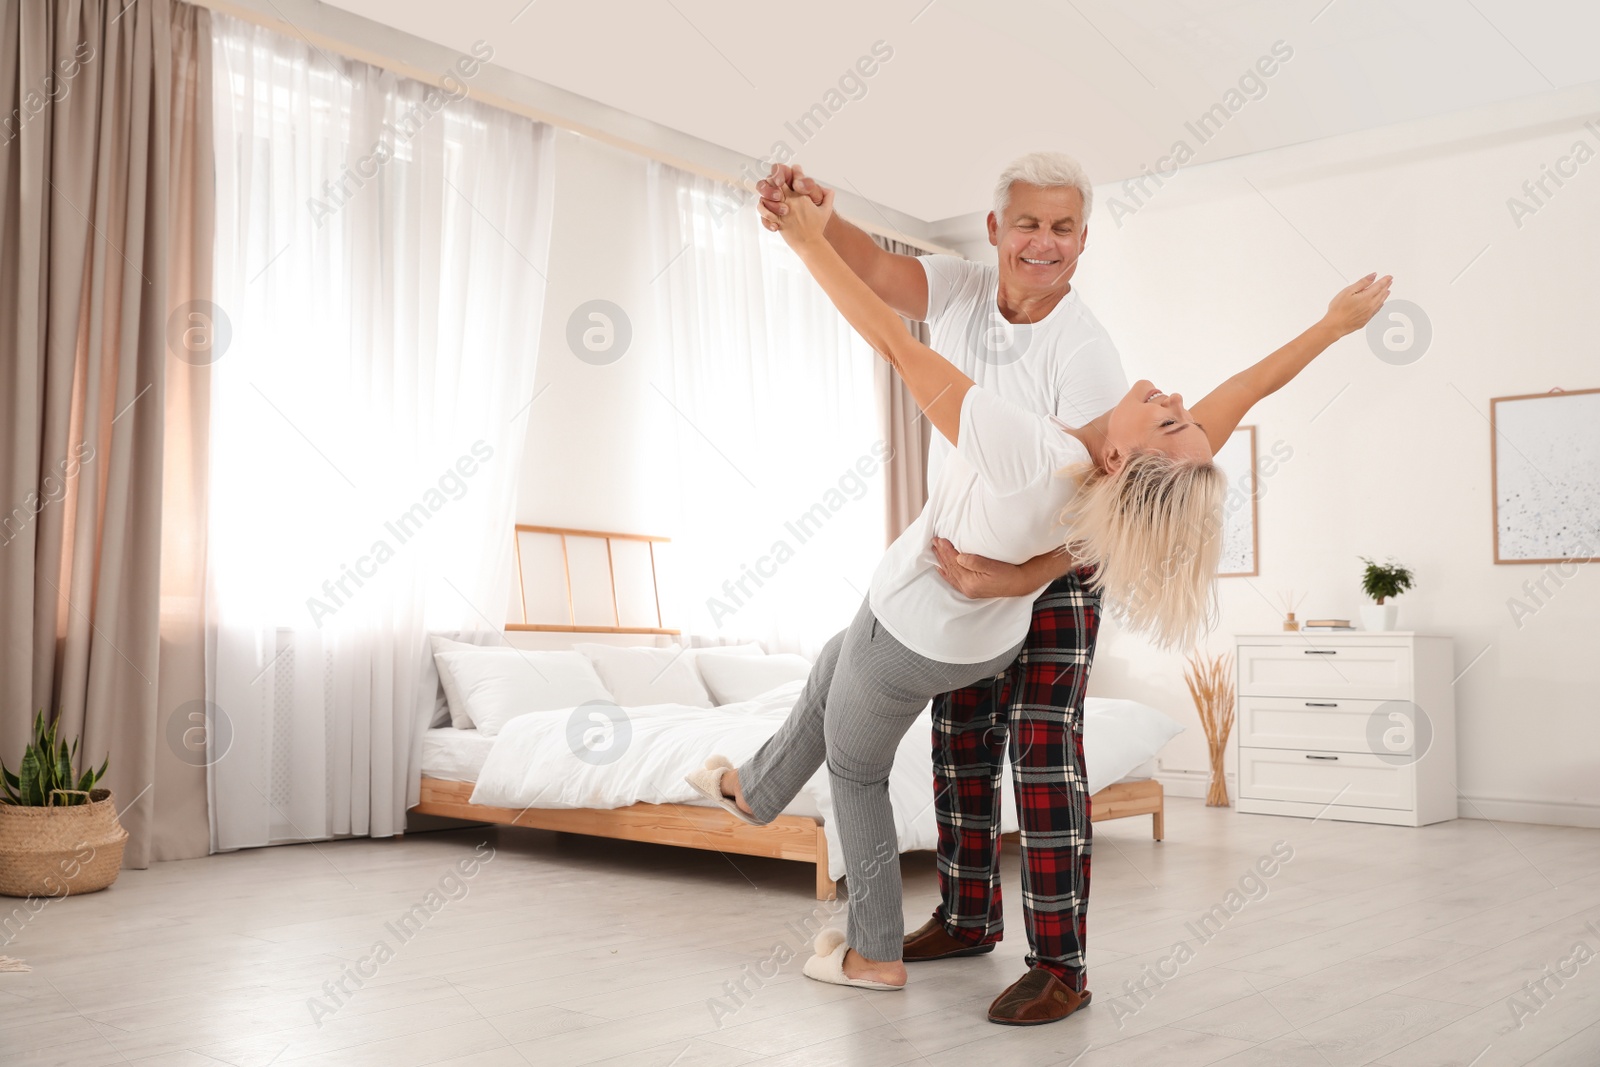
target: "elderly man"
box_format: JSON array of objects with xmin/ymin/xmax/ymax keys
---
[{"xmin": 758, "ymin": 153, "xmax": 1125, "ymax": 1025}]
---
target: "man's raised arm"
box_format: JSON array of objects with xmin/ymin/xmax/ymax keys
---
[{"xmin": 758, "ymin": 164, "xmax": 930, "ymax": 321}]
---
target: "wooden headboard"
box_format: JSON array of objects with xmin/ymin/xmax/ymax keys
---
[{"xmin": 508, "ymin": 525, "xmax": 679, "ymax": 636}]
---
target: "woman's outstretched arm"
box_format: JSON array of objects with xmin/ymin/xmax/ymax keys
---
[
  {"xmin": 760, "ymin": 187, "xmax": 974, "ymax": 446},
  {"xmin": 1192, "ymin": 274, "xmax": 1392, "ymax": 453}
]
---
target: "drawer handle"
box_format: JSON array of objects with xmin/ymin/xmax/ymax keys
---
[
  {"xmin": 1305, "ymin": 702, "xmax": 1339, "ymax": 708},
  {"xmin": 1305, "ymin": 754, "xmax": 1340, "ymax": 761},
  {"xmin": 1303, "ymin": 650, "xmax": 1338, "ymax": 655}
]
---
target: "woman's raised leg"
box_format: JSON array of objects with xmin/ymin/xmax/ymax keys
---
[{"xmin": 730, "ymin": 600, "xmax": 865, "ymax": 823}]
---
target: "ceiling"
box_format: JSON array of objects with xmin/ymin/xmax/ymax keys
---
[{"xmin": 322, "ymin": 0, "xmax": 1600, "ymax": 223}]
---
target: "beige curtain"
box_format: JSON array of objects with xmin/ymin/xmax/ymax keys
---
[
  {"xmin": 872, "ymin": 235, "xmax": 935, "ymax": 542},
  {"xmin": 0, "ymin": 0, "xmax": 213, "ymax": 866},
  {"xmin": 154, "ymin": 2, "xmax": 213, "ymax": 861}
]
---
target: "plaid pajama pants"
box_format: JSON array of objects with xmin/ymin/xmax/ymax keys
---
[{"xmin": 929, "ymin": 568, "xmax": 1100, "ymax": 991}]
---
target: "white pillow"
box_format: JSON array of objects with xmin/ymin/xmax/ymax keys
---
[
  {"xmin": 430, "ymin": 634, "xmax": 513, "ymax": 729},
  {"xmin": 697, "ymin": 653, "xmax": 813, "ymax": 706},
  {"xmin": 688, "ymin": 642, "xmax": 764, "ymax": 658},
  {"xmin": 435, "ymin": 649, "xmax": 614, "ymax": 737},
  {"xmin": 1081, "ymin": 698, "xmax": 1185, "ymax": 793},
  {"xmin": 573, "ymin": 644, "xmax": 712, "ymax": 708}
]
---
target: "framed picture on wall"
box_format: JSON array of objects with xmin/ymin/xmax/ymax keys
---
[
  {"xmin": 1216, "ymin": 425, "xmax": 1259, "ymax": 577},
  {"xmin": 1491, "ymin": 388, "xmax": 1600, "ymax": 564}
]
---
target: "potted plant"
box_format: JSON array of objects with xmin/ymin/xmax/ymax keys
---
[
  {"xmin": 1358, "ymin": 556, "xmax": 1414, "ymax": 632},
  {"xmin": 0, "ymin": 711, "xmax": 128, "ymax": 898}
]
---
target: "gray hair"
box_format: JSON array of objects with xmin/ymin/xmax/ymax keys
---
[{"xmin": 993, "ymin": 151, "xmax": 1094, "ymax": 224}]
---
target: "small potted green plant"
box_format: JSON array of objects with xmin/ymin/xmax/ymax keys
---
[
  {"xmin": 0, "ymin": 711, "xmax": 128, "ymax": 898},
  {"xmin": 1358, "ymin": 556, "xmax": 1415, "ymax": 632}
]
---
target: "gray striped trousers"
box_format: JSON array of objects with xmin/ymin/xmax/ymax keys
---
[{"xmin": 738, "ymin": 596, "xmax": 1023, "ymax": 962}]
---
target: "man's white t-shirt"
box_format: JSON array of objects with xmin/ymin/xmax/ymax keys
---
[
  {"xmin": 920, "ymin": 256, "xmax": 1128, "ymax": 485},
  {"xmin": 866, "ymin": 255, "xmax": 1129, "ymax": 664}
]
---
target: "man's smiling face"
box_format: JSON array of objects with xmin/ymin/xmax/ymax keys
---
[{"xmin": 987, "ymin": 182, "xmax": 1088, "ymax": 298}]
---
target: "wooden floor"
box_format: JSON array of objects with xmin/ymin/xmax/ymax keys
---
[{"xmin": 3, "ymin": 798, "xmax": 1599, "ymax": 1066}]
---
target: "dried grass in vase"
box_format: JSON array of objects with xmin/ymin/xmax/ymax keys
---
[{"xmin": 1184, "ymin": 650, "xmax": 1237, "ymax": 807}]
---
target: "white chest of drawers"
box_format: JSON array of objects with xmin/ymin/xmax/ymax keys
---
[{"xmin": 1233, "ymin": 633, "xmax": 1458, "ymax": 826}]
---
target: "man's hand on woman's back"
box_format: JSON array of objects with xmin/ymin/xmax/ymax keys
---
[{"xmin": 932, "ymin": 538, "xmax": 1080, "ymax": 599}]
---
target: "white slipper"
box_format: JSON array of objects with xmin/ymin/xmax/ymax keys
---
[
  {"xmin": 683, "ymin": 756, "xmax": 761, "ymax": 825},
  {"xmin": 801, "ymin": 930, "xmax": 904, "ymax": 991}
]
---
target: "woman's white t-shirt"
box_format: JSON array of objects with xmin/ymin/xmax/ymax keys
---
[
  {"xmin": 869, "ymin": 388, "xmax": 1089, "ymax": 663},
  {"xmin": 867, "ymin": 256, "xmax": 1127, "ymax": 665}
]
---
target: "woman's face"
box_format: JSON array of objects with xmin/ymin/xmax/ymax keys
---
[{"xmin": 1104, "ymin": 380, "xmax": 1214, "ymax": 470}]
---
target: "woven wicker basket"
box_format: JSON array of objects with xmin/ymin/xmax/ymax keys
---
[{"xmin": 0, "ymin": 788, "xmax": 128, "ymax": 898}]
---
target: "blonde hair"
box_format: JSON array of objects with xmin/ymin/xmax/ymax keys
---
[{"xmin": 1063, "ymin": 452, "xmax": 1228, "ymax": 651}]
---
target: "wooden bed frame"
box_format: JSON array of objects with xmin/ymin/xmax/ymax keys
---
[
  {"xmin": 413, "ymin": 775, "xmax": 1165, "ymax": 900},
  {"xmin": 410, "ymin": 525, "xmax": 1166, "ymax": 900}
]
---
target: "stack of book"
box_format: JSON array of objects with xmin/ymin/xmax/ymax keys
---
[{"xmin": 1303, "ymin": 619, "xmax": 1354, "ymax": 631}]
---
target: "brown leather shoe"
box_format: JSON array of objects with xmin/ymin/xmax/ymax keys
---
[
  {"xmin": 987, "ymin": 968, "xmax": 1092, "ymax": 1025},
  {"xmin": 901, "ymin": 916, "xmax": 996, "ymax": 962}
]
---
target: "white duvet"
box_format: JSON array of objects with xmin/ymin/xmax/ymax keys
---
[{"xmin": 469, "ymin": 681, "xmax": 1182, "ymax": 882}]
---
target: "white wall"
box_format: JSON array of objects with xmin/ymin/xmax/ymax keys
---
[
  {"xmin": 1049, "ymin": 102, "xmax": 1600, "ymax": 827},
  {"xmin": 513, "ymin": 131, "xmax": 675, "ymax": 536},
  {"xmin": 505, "ymin": 132, "xmax": 687, "ymax": 625}
]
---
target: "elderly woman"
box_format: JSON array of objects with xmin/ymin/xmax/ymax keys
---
[{"xmin": 688, "ymin": 181, "xmax": 1391, "ymax": 993}]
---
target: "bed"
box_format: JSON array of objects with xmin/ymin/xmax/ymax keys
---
[{"xmin": 408, "ymin": 526, "xmax": 1175, "ymax": 900}]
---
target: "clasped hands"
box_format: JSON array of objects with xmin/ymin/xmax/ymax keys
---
[
  {"xmin": 755, "ymin": 164, "xmax": 834, "ymax": 245},
  {"xmin": 754, "ymin": 165, "xmax": 1041, "ymax": 601}
]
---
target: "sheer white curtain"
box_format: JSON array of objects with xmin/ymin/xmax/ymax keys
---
[
  {"xmin": 649, "ymin": 163, "xmax": 887, "ymax": 658},
  {"xmin": 206, "ymin": 15, "xmax": 554, "ymax": 849}
]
